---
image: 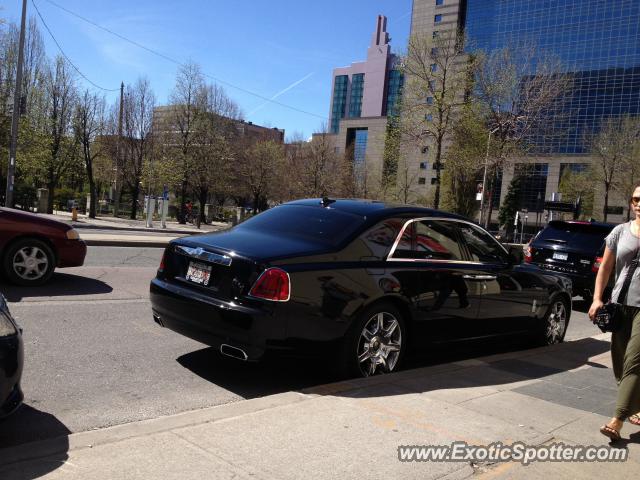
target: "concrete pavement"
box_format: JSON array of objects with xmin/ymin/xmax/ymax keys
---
[{"xmin": 1, "ymin": 333, "xmax": 638, "ymax": 479}]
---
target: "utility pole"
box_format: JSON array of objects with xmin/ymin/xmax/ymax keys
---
[
  {"xmin": 5, "ymin": 0, "xmax": 28, "ymax": 208},
  {"xmin": 113, "ymin": 82, "xmax": 124, "ymax": 216}
]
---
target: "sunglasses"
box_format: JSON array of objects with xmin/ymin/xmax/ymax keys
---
[{"xmin": 632, "ymin": 197, "xmax": 640, "ymax": 205}]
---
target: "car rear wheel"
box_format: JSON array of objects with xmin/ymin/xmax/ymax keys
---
[
  {"xmin": 3, "ymin": 238, "xmax": 55, "ymax": 286},
  {"xmin": 537, "ymin": 297, "xmax": 569, "ymax": 346},
  {"xmin": 340, "ymin": 302, "xmax": 406, "ymax": 378}
]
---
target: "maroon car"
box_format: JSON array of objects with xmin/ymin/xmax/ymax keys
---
[{"xmin": 0, "ymin": 208, "xmax": 87, "ymax": 286}]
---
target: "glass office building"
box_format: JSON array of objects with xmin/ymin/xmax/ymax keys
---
[{"xmin": 465, "ymin": 0, "xmax": 640, "ymax": 155}]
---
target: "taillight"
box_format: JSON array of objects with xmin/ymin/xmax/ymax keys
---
[
  {"xmin": 249, "ymin": 268, "xmax": 290, "ymax": 302},
  {"xmin": 524, "ymin": 245, "xmax": 533, "ymax": 263},
  {"xmin": 158, "ymin": 249, "xmax": 167, "ymax": 272},
  {"xmin": 592, "ymin": 256, "xmax": 603, "ymax": 273}
]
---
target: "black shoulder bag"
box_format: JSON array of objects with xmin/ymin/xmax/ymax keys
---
[{"xmin": 593, "ymin": 249, "xmax": 640, "ymax": 333}]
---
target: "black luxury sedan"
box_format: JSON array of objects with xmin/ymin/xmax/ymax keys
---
[
  {"xmin": 150, "ymin": 199, "xmax": 572, "ymax": 377},
  {"xmin": 0, "ymin": 294, "xmax": 23, "ymax": 418},
  {"xmin": 525, "ymin": 220, "xmax": 616, "ymax": 300}
]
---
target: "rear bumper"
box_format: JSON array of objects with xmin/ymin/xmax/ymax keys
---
[
  {"xmin": 56, "ymin": 239, "xmax": 87, "ymax": 268},
  {"xmin": 533, "ymin": 265, "xmax": 593, "ymax": 295},
  {"xmin": 0, "ymin": 333, "xmax": 24, "ymax": 419},
  {"xmin": 149, "ymin": 278, "xmax": 286, "ymax": 361}
]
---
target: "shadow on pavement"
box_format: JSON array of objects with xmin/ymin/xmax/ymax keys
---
[
  {"xmin": 177, "ymin": 336, "xmax": 611, "ymax": 403},
  {"xmin": 572, "ymin": 298, "xmax": 591, "ymax": 314},
  {"xmin": 177, "ymin": 348, "xmax": 336, "ymax": 398},
  {"xmin": 0, "ymin": 273, "xmax": 112, "ymax": 302},
  {"xmin": 0, "ymin": 404, "xmax": 70, "ymax": 479}
]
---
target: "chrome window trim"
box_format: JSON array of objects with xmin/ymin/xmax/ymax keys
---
[
  {"xmin": 385, "ymin": 217, "xmax": 509, "ymax": 263},
  {"xmin": 175, "ymin": 245, "xmax": 233, "ymax": 267}
]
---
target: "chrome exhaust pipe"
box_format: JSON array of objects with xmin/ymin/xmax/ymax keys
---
[
  {"xmin": 220, "ymin": 344, "xmax": 248, "ymax": 361},
  {"xmin": 153, "ymin": 314, "xmax": 163, "ymax": 327}
]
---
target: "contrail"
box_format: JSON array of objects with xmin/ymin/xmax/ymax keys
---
[{"xmin": 248, "ymin": 72, "xmax": 315, "ymax": 116}]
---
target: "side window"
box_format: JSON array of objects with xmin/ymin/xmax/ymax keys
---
[
  {"xmin": 458, "ymin": 224, "xmax": 508, "ymax": 263},
  {"xmin": 357, "ymin": 218, "xmax": 405, "ymax": 258},
  {"xmin": 390, "ymin": 220, "xmax": 463, "ymax": 260}
]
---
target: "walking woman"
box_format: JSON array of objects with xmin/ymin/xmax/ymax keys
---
[{"xmin": 589, "ymin": 184, "xmax": 640, "ymax": 440}]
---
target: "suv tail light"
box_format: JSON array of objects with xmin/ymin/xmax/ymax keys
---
[
  {"xmin": 592, "ymin": 256, "xmax": 603, "ymax": 273},
  {"xmin": 249, "ymin": 268, "xmax": 290, "ymax": 302},
  {"xmin": 524, "ymin": 245, "xmax": 534, "ymax": 263}
]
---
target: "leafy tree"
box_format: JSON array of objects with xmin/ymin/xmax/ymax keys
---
[
  {"xmin": 498, "ymin": 175, "xmax": 523, "ymax": 236},
  {"xmin": 558, "ymin": 167, "xmax": 595, "ymax": 220}
]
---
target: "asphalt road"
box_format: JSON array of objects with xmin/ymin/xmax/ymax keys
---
[{"xmin": 0, "ymin": 247, "xmax": 601, "ymax": 449}]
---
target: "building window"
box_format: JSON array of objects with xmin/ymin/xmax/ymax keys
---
[
  {"xmin": 433, "ymin": 162, "xmax": 444, "ymax": 170},
  {"xmin": 514, "ymin": 163, "xmax": 549, "ymax": 211},
  {"xmin": 431, "ymin": 178, "xmax": 438, "ymax": 185},
  {"xmin": 431, "ymin": 48, "xmax": 439, "ymax": 56},
  {"xmin": 420, "ymin": 162, "xmax": 428, "ymax": 169},
  {"xmin": 434, "ymin": 14, "xmax": 442, "ymax": 23},
  {"xmin": 385, "ymin": 70, "xmax": 404, "ymax": 117},
  {"xmin": 426, "ymin": 97, "xmax": 434, "ymax": 105},
  {"xmin": 421, "ymin": 146, "xmax": 429, "ymax": 154},
  {"xmin": 430, "ymin": 63, "xmax": 438, "ymax": 72},
  {"xmin": 432, "ymin": 31, "xmax": 439, "ymax": 39},
  {"xmin": 436, "ymin": 0, "xmax": 444, "ymax": 5},
  {"xmin": 419, "ymin": 177, "xmax": 426, "ymax": 185},
  {"xmin": 425, "ymin": 113, "xmax": 433, "ymax": 121},
  {"xmin": 330, "ymin": 75, "xmax": 348, "ymax": 134},
  {"xmin": 348, "ymin": 73, "xmax": 365, "ymax": 118},
  {"xmin": 429, "ymin": 80, "xmax": 436, "ymax": 91}
]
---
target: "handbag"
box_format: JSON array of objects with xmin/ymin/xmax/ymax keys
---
[{"xmin": 594, "ymin": 249, "xmax": 640, "ymax": 333}]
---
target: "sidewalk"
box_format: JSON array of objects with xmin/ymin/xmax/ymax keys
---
[
  {"xmin": 41, "ymin": 211, "xmax": 229, "ymax": 247},
  {"xmin": 1, "ymin": 334, "xmax": 638, "ymax": 479}
]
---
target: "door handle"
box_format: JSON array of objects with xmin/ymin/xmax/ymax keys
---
[{"xmin": 462, "ymin": 274, "xmax": 497, "ymax": 281}]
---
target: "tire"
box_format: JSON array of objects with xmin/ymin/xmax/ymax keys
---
[
  {"xmin": 536, "ymin": 296, "xmax": 570, "ymax": 346},
  {"xmin": 339, "ymin": 302, "xmax": 407, "ymax": 378},
  {"xmin": 3, "ymin": 238, "xmax": 56, "ymax": 286}
]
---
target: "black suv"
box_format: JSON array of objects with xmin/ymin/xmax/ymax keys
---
[{"xmin": 525, "ymin": 220, "xmax": 616, "ymax": 300}]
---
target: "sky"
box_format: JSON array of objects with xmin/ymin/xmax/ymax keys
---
[{"xmin": 3, "ymin": 0, "xmax": 413, "ymax": 141}]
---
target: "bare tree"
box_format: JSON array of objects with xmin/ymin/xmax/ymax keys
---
[
  {"xmin": 189, "ymin": 83, "xmax": 238, "ymax": 223},
  {"xmin": 167, "ymin": 61, "xmax": 205, "ymax": 222},
  {"xmin": 401, "ymin": 29, "xmax": 474, "ymax": 208},
  {"xmin": 73, "ymin": 89, "xmax": 105, "ymax": 218},
  {"xmin": 122, "ymin": 77, "xmax": 155, "ymax": 219},
  {"xmin": 43, "ymin": 56, "xmax": 78, "ymax": 213},
  {"xmin": 474, "ymin": 45, "xmax": 572, "ymax": 226},
  {"xmin": 238, "ymin": 140, "xmax": 284, "ymax": 211},
  {"xmin": 299, "ymin": 128, "xmax": 340, "ymax": 198},
  {"xmin": 590, "ymin": 115, "xmax": 640, "ymax": 221}
]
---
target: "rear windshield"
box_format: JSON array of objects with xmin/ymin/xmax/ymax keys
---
[
  {"xmin": 235, "ymin": 205, "xmax": 366, "ymax": 248},
  {"xmin": 536, "ymin": 222, "xmax": 613, "ymax": 251}
]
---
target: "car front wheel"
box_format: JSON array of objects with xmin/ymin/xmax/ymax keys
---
[
  {"xmin": 341, "ymin": 302, "xmax": 406, "ymax": 378},
  {"xmin": 3, "ymin": 238, "xmax": 55, "ymax": 286}
]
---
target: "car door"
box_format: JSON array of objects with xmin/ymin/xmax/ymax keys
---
[
  {"xmin": 457, "ymin": 222, "xmax": 545, "ymax": 337},
  {"xmin": 387, "ymin": 218, "xmax": 483, "ymax": 345}
]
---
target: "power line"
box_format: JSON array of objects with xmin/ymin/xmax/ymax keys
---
[
  {"xmin": 31, "ymin": 0, "xmax": 120, "ymax": 92},
  {"xmin": 43, "ymin": 0, "xmax": 327, "ymax": 119}
]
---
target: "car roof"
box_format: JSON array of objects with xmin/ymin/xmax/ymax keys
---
[
  {"xmin": 546, "ymin": 219, "xmax": 617, "ymax": 230},
  {"xmin": 282, "ymin": 198, "xmax": 470, "ymax": 222}
]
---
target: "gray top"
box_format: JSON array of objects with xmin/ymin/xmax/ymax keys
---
[{"xmin": 605, "ymin": 222, "xmax": 640, "ymax": 306}]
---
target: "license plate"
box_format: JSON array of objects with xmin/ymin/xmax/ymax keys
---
[
  {"xmin": 553, "ymin": 252, "xmax": 568, "ymax": 261},
  {"xmin": 186, "ymin": 262, "xmax": 212, "ymax": 285}
]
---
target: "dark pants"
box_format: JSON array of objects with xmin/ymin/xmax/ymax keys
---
[{"xmin": 611, "ymin": 306, "xmax": 640, "ymax": 420}]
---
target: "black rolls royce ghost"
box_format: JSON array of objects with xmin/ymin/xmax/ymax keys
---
[
  {"xmin": 150, "ymin": 199, "xmax": 572, "ymax": 378},
  {"xmin": 0, "ymin": 294, "xmax": 23, "ymax": 418}
]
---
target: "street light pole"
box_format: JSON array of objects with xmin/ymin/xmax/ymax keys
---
[
  {"xmin": 5, "ymin": 0, "xmax": 28, "ymax": 208},
  {"xmin": 479, "ymin": 126, "xmax": 499, "ymax": 228}
]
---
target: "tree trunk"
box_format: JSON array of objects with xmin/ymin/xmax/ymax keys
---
[
  {"xmin": 130, "ymin": 182, "xmax": 141, "ymax": 219},
  {"xmin": 434, "ymin": 141, "xmax": 443, "ymax": 209},
  {"xmin": 603, "ymin": 186, "xmax": 609, "ymax": 222},
  {"xmin": 47, "ymin": 181, "xmax": 56, "ymax": 214},
  {"xmin": 88, "ymin": 176, "xmax": 97, "ymax": 219},
  {"xmin": 179, "ymin": 179, "xmax": 187, "ymax": 224},
  {"xmin": 198, "ymin": 188, "xmax": 207, "ymax": 225}
]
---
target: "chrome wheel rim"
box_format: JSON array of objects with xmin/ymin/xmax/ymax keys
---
[
  {"xmin": 357, "ymin": 312, "xmax": 402, "ymax": 376},
  {"xmin": 546, "ymin": 301, "xmax": 567, "ymax": 344},
  {"xmin": 12, "ymin": 246, "xmax": 49, "ymax": 281}
]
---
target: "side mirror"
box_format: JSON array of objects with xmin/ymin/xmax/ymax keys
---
[{"xmin": 506, "ymin": 244, "xmax": 524, "ymax": 265}]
